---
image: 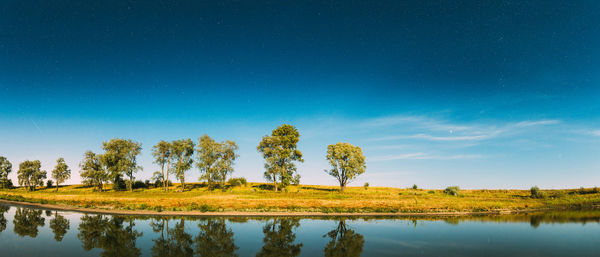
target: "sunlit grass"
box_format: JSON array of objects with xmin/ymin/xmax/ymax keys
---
[{"xmin": 1, "ymin": 183, "xmax": 599, "ymax": 213}]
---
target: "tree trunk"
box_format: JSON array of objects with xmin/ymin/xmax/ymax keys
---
[
  {"xmin": 274, "ymin": 180, "xmax": 278, "ymax": 192},
  {"xmin": 181, "ymin": 177, "xmax": 185, "ymax": 192},
  {"xmin": 161, "ymin": 163, "xmax": 165, "ymax": 192},
  {"xmin": 340, "ymin": 184, "xmax": 346, "ymax": 192},
  {"xmin": 56, "ymin": 182, "xmax": 59, "ymax": 192}
]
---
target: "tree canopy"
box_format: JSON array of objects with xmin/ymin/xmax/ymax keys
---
[
  {"xmin": 102, "ymin": 138, "xmax": 142, "ymax": 192},
  {"xmin": 17, "ymin": 160, "xmax": 46, "ymax": 191},
  {"xmin": 170, "ymin": 139, "xmax": 194, "ymax": 192},
  {"xmin": 325, "ymin": 143, "xmax": 366, "ymax": 192},
  {"xmin": 79, "ymin": 151, "xmax": 108, "ymax": 192},
  {"xmin": 51, "ymin": 157, "xmax": 71, "ymax": 191},
  {"xmin": 152, "ymin": 140, "xmax": 172, "ymax": 191},
  {"xmin": 196, "ymin": 135, "xmax": 239, "ymax": 190},
  {"xmin": 257, "ymin": 124, "xmax": 303, "ymax": 191},
  {"xmin": 0, "ymin": 156, "xmax": 12, "ymax": 189}
]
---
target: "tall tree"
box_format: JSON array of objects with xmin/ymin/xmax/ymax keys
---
[
  {"xmin": 325, "ymin": 143, "xmax": 366, "ymax": 192},
  {"xmin": 17, "ymin": 160, "xmax": 46, "ymax": 191},
  {"xmin": 196, "ymin": 135, "xmax": 239, "ymax": 190},
  {"xmin": 0, "ymin": 156, "xmax": 12, "ymax": 189},
  {"xmin": 194, "ymin": 219, "xmax": 239, "ymax": 257},
  {"xmin": 170, "ymin": 139, "xmax": 194, "ymax": 192},
  {"xmin": 323, "ymin": 220, "xmax": 364, "ymax": 257},
  {"xmin": 79, "ymin": 151, "xmax": 108, "ymax": 192},
  {"xmin": 0, "ymin": 205, "xmax": 9, "ymax": 233},
  {"xmin": 102, "ymin": 138, "xmax": 142, "ymax": 192},
  {"xmin": 256, "ymin": 219, "xmax": 302, "ymax": 257},
  {"xmin": 257, "ymin": 124, "xmax": 304, "ymax": 192},
  {"xmin": 13, "ymin": 208, "xmax": 45, "ymax": 238},
  {"xmin": 49, "ymin": 211, "xmax": 70, "ymax": 242},
  {"xmin": 51, "ymin": 157, "xmax": 71, "ymax": 191},
  {"xmin": 152, "ymin": 141, "xmax": 172, "ymax": 192}
]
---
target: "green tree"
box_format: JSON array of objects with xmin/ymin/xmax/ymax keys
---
[
  {"xmin": 102, "ymin": 138, "xmax": 142, "ymax": 192},
  {"xmin": 196, "ymin": 135, "xmax": 239, "ymax": 190},
  {"xmin": 323, "ymin": 220, "xmax": 364, "ymax": 257},
  {"xmin": 194, "ymin": 219, "xmax": 239, "ymax": 257},
  {"xmin": 325, "ymin": 143, "xmax": 366, "ymax": 192},
  {"xmin": 80, "ymin": 151, "xmax": 108, "ymax": 192},
  {"xmin": 78, "ymin": 215, "xmax": 142, "ymax": 257},
  {"xmin": 171, "ymin": 139, "xmax": 195, "ymax": 192},
  {"xmin": 257, "ymin": 124, "xmax": 304, "ymax": 192},
  {"xmin": 256, "ymin": 219, "xmax": 302, "ymax": 257},
  {"xmin": 51, "ymin": 157, "xmax": 71, "ymax": 191},
  {"xmin": 0, "ymin": 205, "xmax": 9, "ymax": 233},
  {"xmin": 13, "ymin": 208, "xmax": 45, "ymax": 237},
  {"xmin": 0, "ymin": 156, "xmax": 12, "ymax": 189},
  {"xmin": 49, "ymin": 211, "xmax": 70, "ymax": 242},
  {"xmin": 17, "ymin": 160, "xmax": 46, "ymax": 191},
  {"xmin": 152, "ymin": 141, "xmax": 172, "ymax": 192}
]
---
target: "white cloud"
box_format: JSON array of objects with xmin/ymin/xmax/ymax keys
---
[{"xmin": 370, "ymin": 152, "xmax": 483, "ymax": 161}]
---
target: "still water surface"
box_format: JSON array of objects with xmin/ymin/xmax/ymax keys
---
[{"xmin": 0, "ymin": 203, "xmax": 599, "ymax": 257}]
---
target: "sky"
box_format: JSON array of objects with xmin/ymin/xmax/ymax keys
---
[{"xmin": 1, "ymin": 0, "xmax": 599, "ymax": 189}]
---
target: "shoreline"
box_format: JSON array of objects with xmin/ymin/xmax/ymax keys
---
[{"xmin": 0, "ymin": 199, "xmax": 557, "ymax": 217}]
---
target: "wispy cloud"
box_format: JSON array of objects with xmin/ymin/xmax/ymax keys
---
[
  {"xmin": 373, "ymin": 133, "xmax": 492, "ymax": 142},
  {"xmin": 370, "ymin": 152, "xmax": 483, "ymax": 161}
]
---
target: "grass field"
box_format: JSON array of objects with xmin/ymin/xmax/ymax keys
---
[{"xmin": 1, "ymin": 183, "xmax": 599, "ymax": 214}]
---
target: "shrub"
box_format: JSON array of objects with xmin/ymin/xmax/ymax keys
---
[
  {"xmin": 412, "ymin": 184, "xmax": 418, "ymax": 190},
  {"xmin": 228, "ymin": 177, "xmax": 247, "ymax": 187},
  {"xmin": 530, "ymin": 186, "xmax": 545, "ymax": 198},
  {"xmin": 46, "ymin": 180, "xmax": 53, "ymax": 188},
  {"xmin": 132, "ymin": 180, "xmax": 149, "ymax": 189},
  {"xmin": 444, "ymin": 186, "xmax": 460, "ymax": 196},
  {"xmin": 364, "ymin": 182, "xmax": 369, "ymax": 190},
  {"xmin": 427, "ymin": 190, "xmax": 435, "ymax": 194}
]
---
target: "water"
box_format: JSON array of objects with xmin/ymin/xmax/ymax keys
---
[{"xmin": 0, "ymin": 203, "xmax": 599, "ymax": 257}]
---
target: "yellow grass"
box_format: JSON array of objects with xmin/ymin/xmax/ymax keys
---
[{"xmin": 1, "ymin": 183, "xmax": 599, "ymax": 213}]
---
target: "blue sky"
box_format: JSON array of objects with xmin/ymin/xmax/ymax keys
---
[{"xmin": 1, "ymin": 0, "xmax": 600, "ymax": 188}]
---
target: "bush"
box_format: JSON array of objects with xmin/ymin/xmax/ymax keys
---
[
  {"xmin": 46, "ymin": 180, "xmax": 53, "ymax": 188},
  {"xmin": 427, "ymin": 190, "xmax": 435, "ymax": 194},
  {"xmin": 132, "ymin": 180, "xmax": 149, "ymax": 189},
  {"xmin": 530, "ymin": 186, "xmax": 545, "ymax": 198},
  {"xmin": 228, "ymin": 177, "xmax": 247, "ymax": 187},
  {"xmin": 0, "ymin": 178, "xmax": 13, "ymax": 189},
  {"xmin": 444, "ymin": 186, "xmax": 460, "ymax": 196},
  {"xmin": 412, "ymin": 184, "xmax": 418, "ymax": 190},
  {"xmin": 364, "ymin": 182, "xmax": 369, "ymax": 190}
]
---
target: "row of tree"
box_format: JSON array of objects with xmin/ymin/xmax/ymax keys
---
[
  {"xmin": 1, "ymin": 206, "xmax": 364, "ymax": 257},
  {"xmin": 0, "ymin": 124, "xmax": 367, "ymax": 192}
]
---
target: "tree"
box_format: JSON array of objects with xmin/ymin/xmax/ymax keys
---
[
  {"xmin": 323, "ymin": 220, "xmax": 364, "ymax": 257},
  {"xmin": 325, "ymin": 143, "xmax": 366, "ymax": 192},
  {"xmin": 13, "ymin": 208, "xmax": 45, "ymax": 237},
  {"xmin": 49, "ymin": 211, "xmax": 70, "ymax": 242},
  {"xmin": 257, "ymin": 124, "xmax": 304, "ymax": 192},
  {"xmin": 79, "ymin": 151, "xmax": 108, "ymax": 192},
  {"xmin": 51, "ymin": 157, "xmax": 71, "ymax": 191},
  {"xmin": 17, "ymin": 160, "xmax": 47, "ymax": 191},
  {"xmin": 152, "ymin": 141, "xmax": 172, "ymax": 192},
  {"xmin": 196, "ymin": 135, "xmax": 239, "ymax": 190},
  {"xmin": 170, "ymin": 139, "xmax": 194, "ymax": 192},
  {"xmin": 194, "ymin": 218, "xmax": 238, "ymax": 257},
  {"xmin": 102, "ymin": 138, "xmax": 142, "ymax": 192},
  {"xmin": 256, "ymin": 218, "xmax": 302, "ymax": 257},
  {"xmin": 0, "ymin": 156, "xmax": 12, "ymax": 189},
  {"xmin": 0, "ymin": 205, "xmax": 9, "ymax": 233},
  {"xmin": 78, "ymin": 215, "xmax": 142, "ymax": 257}
]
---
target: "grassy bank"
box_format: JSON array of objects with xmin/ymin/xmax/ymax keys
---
[{"xmin": 1, "ymin": 183, "xmax": 599, "ymax": 214}]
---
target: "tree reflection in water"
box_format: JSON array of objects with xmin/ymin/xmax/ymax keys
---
[
  {"xmin": 0, "ymin": 205, "xmax": 9, "ymax": 233},
  {"xmin": 49, "ymin": 211, "xmax": 70, "ymax": 242},
  {"xmin": 256, "ymin": 218, "xmax": 302, "ymax": 257},
  {"xmin": 323, "ymin": 220, "xmax": 364, "ymax": 257},
  {"xmin": 13, "ymin": 207, "xmax": 45, "ymax": 237},
  {"xmin": 151, "ymin": 218, "xmax": 194, "ymax": 257},
  {"xmin": 195, "ymin": 218, "xmax": 239, "ymax": 257},
  {"xmin": 77, "ymin": 214, "xmax": 142, "ymax": 257}
]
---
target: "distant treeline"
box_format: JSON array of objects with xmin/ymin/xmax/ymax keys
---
[{"xmin": 0, "ymin": 124, "xmax": 367, "ymax": 192}]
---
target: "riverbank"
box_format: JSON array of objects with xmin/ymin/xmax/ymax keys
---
[{"xmin": 1, "ymin": 183, "xmax": 599, "ymax": 215}]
